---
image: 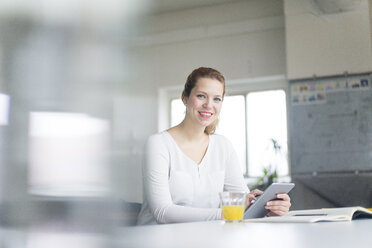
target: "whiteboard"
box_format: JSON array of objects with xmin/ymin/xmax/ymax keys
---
[{"xmin": 289, "ymin": 74, "xmax": 372, "ymax": 174}]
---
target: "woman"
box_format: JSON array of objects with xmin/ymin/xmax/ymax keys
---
[{"xmin": 137, "ymin": 67, "xmax": 291, "ymax": 225}]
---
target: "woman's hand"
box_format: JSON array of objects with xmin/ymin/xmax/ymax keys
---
[
  {"xmin": 265, "ymin": 193, "xmax": 291, "ymax": 216},
  {"xmin": 245, "ymin": 189, "xmax": 263, "ymax": 210}
]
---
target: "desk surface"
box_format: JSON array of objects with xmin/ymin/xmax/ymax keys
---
[
  {"xmin": 116, "ymin": 219, "xmax": 372, "ymax": 248},
  {"xmin": 1, "ymin": 219, "xmax": 371, "ymax": 247}
]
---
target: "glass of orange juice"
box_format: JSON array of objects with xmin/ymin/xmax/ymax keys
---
[{"xmin": 219, "ymin": 191, "xmax": 246, "ymax": 222}]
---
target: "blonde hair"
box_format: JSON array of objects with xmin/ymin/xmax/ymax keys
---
[
  {"xmin": 204, "ymin": 119, "xmax": 219, "ymax": 135},
  {"xmin": 182, "ymin": 67, "xmax": 225, "ymax": 135}
]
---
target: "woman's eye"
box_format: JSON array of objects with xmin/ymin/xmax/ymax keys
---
[
  {"xmin": 197, "ymin": 94, "xmax": 205, "ymax": 98},
  {"xmin": 214, "ymin": 98, "xmax": 222, "ymax": 102}
]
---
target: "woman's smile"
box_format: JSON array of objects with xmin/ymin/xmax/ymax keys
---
[{"xmin": 198, "ymin": 111, "xmax": 213, "ymax": 119}]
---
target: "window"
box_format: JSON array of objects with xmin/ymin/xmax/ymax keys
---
[
  {"xmin": 170, "ymin": 99, "xmax": 185, "ymax": 127},
  {"xmin": 246, "ymin": 90, "xmax": 288, "ymax": 177},
  {"xmin": 168, "ymin": 77, "xmax": 288, "ymax": 178},
  {"xmin": 0, "ymin": 93, "xmax": 10, "ymax": 126},
  {"xmin": 216, "ymin": 95, "xmax": 246, "ymax": 173}
]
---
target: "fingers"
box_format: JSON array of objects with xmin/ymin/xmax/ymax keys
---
[
  {"xmin": 277, "ymin": 193, "xmax": 290, "ymax": 201},
  {"xmin": 265, "ymin": 193, "xmax": 292, "ymax": 216},
  {"xmin": 246, "ymin": 189, "xmax": 263, "ymax": 201},
  {"xmin": 247, "ymin": 189, "xmax": 263, "ymax": 201},
  {"xmin": 245, "ymin": 193, "xmax": 255, "ymax": 209},
  {"xmin": 265, "ymin": 203, "xmax": 290, "ymax": 212},
  {"xmin": 245, "ymin": 189, "xmax": 264, "ymax": 209},
  {"xmin": 250, "ymin": 189, "xmax": 263, "ymax": 196}
]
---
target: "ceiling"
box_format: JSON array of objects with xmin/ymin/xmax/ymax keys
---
[
  {"xmin": 0, "ymin": 0, "xmax": 367, "ymax": 24},
  {"xmin": 142, "ymin": 0, "xmax": 368, "ymax": 15},
  {"xmin": 145, "ymin": 0, "xmax": 369, "ymax": 15},
  {"xmin": 144, "ymin": 0, "xmax": 246, "ymax": 15},
  {"xmin": 314, "ymin": 0, "xmax": 368, "ymax": 14}
]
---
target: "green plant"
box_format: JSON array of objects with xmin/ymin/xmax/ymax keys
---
[
  {"xmin": 252, "ymin": 138, "xmax": 281, "ymax": 191},
  {"xmin": 253, "ymin": 165, "xmax": 278, "ymax": 191}
]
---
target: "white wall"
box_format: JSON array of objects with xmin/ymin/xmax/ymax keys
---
[
  {"xmin": 284, "ymin": 0, "xmax": 372, "ymax": 79},
  {"xmin": 370, "ymin": 0, "xmax": 372, "ymax": 55},
  {"xmin": 113, "ymin": 0, "xmax": 287, "ymax": 202}
]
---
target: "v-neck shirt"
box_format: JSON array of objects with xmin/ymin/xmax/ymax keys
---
[
  {"xmin": 137, "ymin": 131, "xmax": 248, "ymax": 225},
  {"xmin": 167, "ymin": 131, "xmax": 210, "ymax": 166}
]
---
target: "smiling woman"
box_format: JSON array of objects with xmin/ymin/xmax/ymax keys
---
[{"xmin": 137, "ymin": 67, "xmax": 292, "ymax": 225}]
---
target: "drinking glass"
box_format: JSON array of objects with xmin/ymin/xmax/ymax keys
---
[{"xmin": 219, "ymin": 191, "xmax": 246, "ymax": 222}]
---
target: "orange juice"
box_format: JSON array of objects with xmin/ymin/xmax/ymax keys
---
[{"xmin": 222, "ymin": 205, "xmax": 245, "ymax": 221}]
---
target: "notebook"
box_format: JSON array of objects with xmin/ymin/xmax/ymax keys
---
[{"xmin": 243, "ymin": 206, "xmax": 372, "ymax": 223}]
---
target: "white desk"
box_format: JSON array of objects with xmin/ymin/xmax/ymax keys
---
[
  {"xmin": 116, "ymin": 219, "xmax": 372, "ymax": 248},
  {"xmin": 1, "ymin": 219, "xmax": 371, "ymax": 247}
]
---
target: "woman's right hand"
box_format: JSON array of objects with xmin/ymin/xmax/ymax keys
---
[{"xmin": 245, "ymin": 189, "xmax": 263, "ymax": 210}]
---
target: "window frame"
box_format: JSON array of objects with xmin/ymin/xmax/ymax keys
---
[{"xmin": 159, "ymin": 75, "xmax": 290, "ymax": 178}]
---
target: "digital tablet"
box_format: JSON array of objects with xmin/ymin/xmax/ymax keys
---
[{"xmin": 244, "ymin": 183, "xmax": 295, "ymax": 219}]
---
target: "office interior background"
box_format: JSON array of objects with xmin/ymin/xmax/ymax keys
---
[{"xmin": 0, "ymin": 0, "xmax": 372, "ymax": 245}]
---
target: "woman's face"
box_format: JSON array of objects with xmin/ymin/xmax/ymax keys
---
[{"xmin": 183, "ymin": 77, "xmax": 224, "ymax": 128}]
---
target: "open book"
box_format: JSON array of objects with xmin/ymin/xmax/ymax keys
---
[{"xmin": 244, "ymin": 206, "xmax": 372, "ymax": 223}]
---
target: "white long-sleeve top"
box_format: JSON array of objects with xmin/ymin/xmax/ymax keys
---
[{"xmin": 137, "ymin": 131, "xmax": 248, "ymax": 225}]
